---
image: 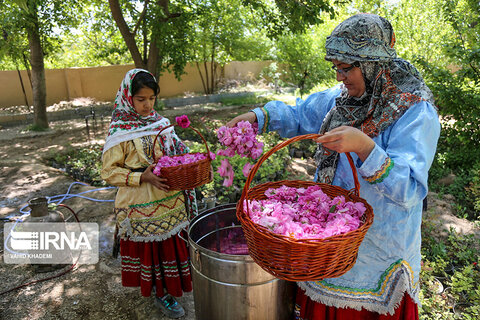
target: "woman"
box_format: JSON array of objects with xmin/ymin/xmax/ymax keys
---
[
  {"xmin": 228, "ymin": 14, "xmax": 440, "ymax": 319},
  {"xmin": 101, "ymin": 69, "xmax": 196, "ymax": 319}
]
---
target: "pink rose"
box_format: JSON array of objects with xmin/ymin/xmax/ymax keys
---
[
  {"xmin": 242, "ymin": 162, "xmax": 254, "ymax": 177},
  {"xmin": 175, "ymin": 115, "xmax": 191, "ymax": 128},
  {"xmin": 244, "ymin": 185, "xmax": 365, "ymax": 239}
]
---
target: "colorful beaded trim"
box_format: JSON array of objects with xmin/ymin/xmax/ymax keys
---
[
  {"xmin": 261, "ymin": 106, "xmax": 270, "ymax": 133},
  {"xmin": 363, "ymin": 157, "xmax": 394, "ymax": 184},
  {"xmin": 314, "ymin": 259, "xmax": 416, "ymax": 295}
]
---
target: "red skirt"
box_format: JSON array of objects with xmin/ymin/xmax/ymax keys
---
[
  {"xmin": 119, "ymin": 231, "xmax": 192, "ymax": 298},
  {"xmin": 294, "ymin": 287, "xmax": 419, "ymax": 320}
]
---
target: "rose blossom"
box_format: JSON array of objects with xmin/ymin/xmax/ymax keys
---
[
  {"xmin": 244, "ymin": 185, "xmax": 366, "ymax": 240},
  {"xmin": 175, "ymin": 114, "xmax": 191, "ymax": 128},
  {"xmin": 216, "ymin": 121, "xmax": 264, "ymax": 186}
]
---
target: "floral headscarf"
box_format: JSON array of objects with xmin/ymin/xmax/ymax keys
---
[
  {"xmin": 315, "ymin": 13, "xmax": 435, "ymax": 184},
  {"xmin": 103, "ymin": 68, "xmax": 173, "ymax": 154}
]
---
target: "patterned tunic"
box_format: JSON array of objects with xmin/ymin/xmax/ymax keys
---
[{"xmin": 101, "ymin": 134, "xmax": 189, "ymax": 242}]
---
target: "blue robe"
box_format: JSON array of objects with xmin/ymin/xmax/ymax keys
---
[{"xmin": 252, "ymin": 86, "xmax": 441, "ymax": 314}]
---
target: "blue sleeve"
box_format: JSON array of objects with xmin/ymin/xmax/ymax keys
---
[
  {"xmin": 252, "ymin": 87, "xmax": 341, "ymax": 138},
  {"xmin": 356, "ymin": 101, "xmax": 441, "ymax": 209}
]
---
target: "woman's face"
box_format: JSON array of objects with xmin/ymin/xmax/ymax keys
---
[
  {"xmin": 132, "ymin": 87, "xmax": 156, "ymax": 117},
  {"xmin": 331, "ymin": 59, "xmax": 366, "ymax": 97}
]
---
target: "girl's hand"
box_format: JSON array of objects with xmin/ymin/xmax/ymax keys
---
[
  {"xmin": 140, "ymin": 164, "xmax": 170, "ymax": 191},
  {"xmin": 226, "ymin": 111, "xmax": 257, "ymax": 128},
  {"xmin": 315, "ymin": 126, "xmax": 375, "ymax": 162}
]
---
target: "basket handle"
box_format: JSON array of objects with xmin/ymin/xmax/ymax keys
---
[
  {"xmin": 242, "ymin": 133, "xmax": 361, "ymax": 200},
  {"xmin": 152, "ymin": 123, "xmax": 212, "ymax": 163}
]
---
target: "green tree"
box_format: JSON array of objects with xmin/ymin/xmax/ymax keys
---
[
  {"xmin": 0, "ymin": 2, "xmax": 32, "ymax": 106},
  {"xmin": 0, "ymin": 0, "xmax": 84, "ymax": 129},
  {"xmin": 441, "ymin": 0, "xmax": 480, "ymax": 79},
  {"xmin": 47, "ymin": 2, "xmax": 132, "ymax": 68},
  {"xmin": 108, "ymin": 0, "xmax": 193, "ymax": 80},
  {"xmin": 189, "ymin": 0, "xmax": 343, "ymax": 94},
  {"xmin": 274, "ymin": 19, "xmax": 342, "ymax": 96},
  {"xmin": 190, "ymin": 0, "xmax": 273, "ymax": 94},
  {"xmin": 242, "ymin": 0, "xmax": 340, "ymax": 38},
  {"xmin": 108, "ymin": 0, "xmax": 341, "ymax": 87}
]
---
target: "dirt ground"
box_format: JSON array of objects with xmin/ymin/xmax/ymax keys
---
[{"xmin": 0, "ymin": 105, "xmax": 478, "ymax": 320}]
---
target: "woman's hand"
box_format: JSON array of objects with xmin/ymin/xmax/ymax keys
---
[
  {"xmin": 315, "ymin": 126, "xmax": 375, "ymax": 162},
  {"xmin": 140, "ymin": 164, "xmax": 170, "ymax": 191},
  {"xmin": 226, "ymin": 111, "xmax": 257, "ymax": 128}
]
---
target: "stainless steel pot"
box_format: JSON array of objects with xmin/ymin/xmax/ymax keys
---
[{"xmin": 188, "ymin": 203, "xmax": 295, "ymax": 320}]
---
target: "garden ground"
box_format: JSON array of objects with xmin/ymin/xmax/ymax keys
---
[{"xmin": 0, "ymin": 104, "xmax": 478, "ymax": 320}]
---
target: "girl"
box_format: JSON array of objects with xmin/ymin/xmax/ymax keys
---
[{"xmin": 102, "ymin": 69, "xmax": 196, "ymax": 319}]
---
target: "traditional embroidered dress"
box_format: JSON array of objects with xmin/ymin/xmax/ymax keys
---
[
  {"xmin": 101, "ymin": 69, "xmax": 195, "ymax": 298},
  {"xmin": 252, "ymin": 14, "xmax": 441, "ymax": 319}
]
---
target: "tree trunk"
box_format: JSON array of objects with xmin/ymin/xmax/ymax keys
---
[
  {"xmin": 196, "ymin": 61, "xmax": 208, "ymax": 94},
  {"xmin": 203, "ymin": 61, "xmax": 210, "ymax": 94},
  {"xmin": 27, "ymin": 19, "xmax": 48, "ymax": 129},
  {"xmin": 147, "ymin": 39, "xmax": 160, "ymax": 79},
  {"xmin": 109, "ymin": 0, "xmax": 146, "ymax": 69},
  {"xmin": 210, "ymin": 46, "xmax": 215, "ymax": 94}
]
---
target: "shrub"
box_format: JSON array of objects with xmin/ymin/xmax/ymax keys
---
[
  {"xmin": 187, "ymin": 130, "xmax": 289, "ymax": 204},
  {"xmin": 44, "ymin": 144, "xmax": 105, "ymax": 186},
  {"xmin": 420, "ymin": 221, "xmax": 480, "ymax": 319},
  {"xmin": 417, "ymin": 60, "xmax": 480, "ymax": 221}
]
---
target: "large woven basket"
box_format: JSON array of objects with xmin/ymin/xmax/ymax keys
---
[
  {"xmin": 236, "ymin": 133, "xmax": 374, "ymax": 282},
  {"xmin": 153, "ymin": 124, "xmax": 213, "ymax": 191}
]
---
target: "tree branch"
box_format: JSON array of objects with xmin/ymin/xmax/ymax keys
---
[
  {"xmin": 157, "ymin": 0, "xmax": 181, "ymax": 22},
  {"xmin": 109, "ymin": 0, "xmax": 145, "ymax": 67},
  {"xmin": 132, "ymin": 0, "xmax": 150, "ymax": 37}
]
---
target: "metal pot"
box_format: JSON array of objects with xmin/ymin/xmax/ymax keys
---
[{"xmin": 188, "ymin": 203, "xmax": 295, "ymax": 320}]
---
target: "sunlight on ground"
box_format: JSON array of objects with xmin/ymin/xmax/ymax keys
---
[{"xmin": 40, "ymin": 282, "xmax": 64, "ymax": 302}]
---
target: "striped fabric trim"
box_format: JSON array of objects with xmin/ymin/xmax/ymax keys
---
[
  {"xmin": 122, "ymin": 265, "xmax": 141, "ymax": 272},
  {"xmin": 294, "ymin": 303, "xmax": 308, "ymax": 320},
  {"xmin": 261, "ymin": 106, "xmax": 270, "ymax": 133},
  {"xmin": 140, "ymin": 265, "xmax": 153, "ymax": 280},
  {"xmin": 121, "ymin": 256, "xmax": 141, "ymax": 272},
  {"xmin": 363, "ymin": 157, "xmax": 394, "ymax": 184},
  {"xmin": 163, "ymin": 263, "xmax": 180, "ymax": 276},
  {"xmin": 152, "ymin": 265, "xmax": 182, "ymax": 278}
]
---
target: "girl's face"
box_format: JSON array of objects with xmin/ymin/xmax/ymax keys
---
[
  {"xmin": 132, "ymin": 87, "xmax": 156, "ymax": 117},
  {"xmin": 331, "ymin": 59, "xmax": 366, "ymax": 98}
]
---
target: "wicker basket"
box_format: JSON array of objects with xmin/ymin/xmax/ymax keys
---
[
  {"xmin": 153, "ymin": 124, "xmax": 213, "ymax": 191},
  {"xmin": 236, "ymin": 133, "xmax": 374, "ymax": 281}
]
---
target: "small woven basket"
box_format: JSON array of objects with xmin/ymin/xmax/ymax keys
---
[
  {"xmin": 236, "ymin": 133, "xmax": 374, "ymax": 281},
  {"xmin": 153, "ymin": 124, "xmax": 213, "ymax": 191}
]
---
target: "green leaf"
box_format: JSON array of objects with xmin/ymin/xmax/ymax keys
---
[{"xmin": 329, "ymin": 204, "xmax": 337, "ymax": 213}]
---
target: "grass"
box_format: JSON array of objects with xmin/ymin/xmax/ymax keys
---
[{"xmin": 25, "ymin": 123, "xmax": 49, "ymax": 132}]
